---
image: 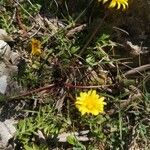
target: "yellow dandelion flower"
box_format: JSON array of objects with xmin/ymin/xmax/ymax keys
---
[
  {"xmin": 75, "ymin": 90, "xmax": 106, "ymax": 116},
  {"xmin": 99, "ymin": 0, "xmax": 128, "ymax": 10},
  {"xmin": 31, "ymin": 38, "xmax": 42, "ymax": 56}
]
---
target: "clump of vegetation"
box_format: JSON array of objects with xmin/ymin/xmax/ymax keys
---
[{"xmin": 0, "ymin": 0, "xmax": 150, "ymax": 149}]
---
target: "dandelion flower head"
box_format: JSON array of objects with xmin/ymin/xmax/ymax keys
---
[
  {"xmin": 75, "ymin": 90, "xmax": 106, "ymax": 116},
  {"xmin": 31, "ymin": 38, "xmax": 42, "ymax": 56},
  {"xmin": 99, "ymin": 0, "xmax": 128, "ymax": 10}
]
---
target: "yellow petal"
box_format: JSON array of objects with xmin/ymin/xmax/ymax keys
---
[
  {"xmin": 103, "ymin": 0, "xmax": 109, "ymax": 4},
  {"xmin": 31, "ymin": 38, "xmax": 42, "ymax": 56},
  {"xmin": 92, "ymin": 110, "xmax": 99, "ymax": 115},
  {"xmin": 101, "ymin": 0, "xmax": 129, "ymax": 10},
  {"xmin": 117, "ymin": 2, "xmax": 121, "ymax": 9},
  {"xmin": 109, "ymin": 1, "xmax": 116, "ymax": 8},
  {"xmin": 122, "ymin": 4, "xmax": 126, "ymax": 10}
]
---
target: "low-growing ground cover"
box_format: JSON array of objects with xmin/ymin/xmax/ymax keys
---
[{"xmin": 0, "ymin": 0, "xmax": 150, "ymax": 149}]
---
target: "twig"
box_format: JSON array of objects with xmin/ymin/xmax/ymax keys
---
[
  {"xmin": 123, "ymin": 64, "xmax": 150, "ymax": 77},
  {"xmin": 9, "ymin": 83, "xmax": 111, "ymax": 100},
  {"xmin": 113, "ymin": 26, "xmax": 129, "ymax": 35},
  {"xmin": 29, "ymin": 23, "xmax": 41, "ymax": 39},
  {"xmin": 65, "ymin": 83, "xmax": 110, "ymax": 89},
  {"xmin": 10, "ymin": 84, "xmax": 55, "ymax": 100},
  {"xmin": 66, "ymin": 24, "xmax": 87, "ymax": 37}
]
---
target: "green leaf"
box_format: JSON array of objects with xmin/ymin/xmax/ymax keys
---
[{"xmin": 67, "ymin": 135, "xmax": 77, "ymax": 145}]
